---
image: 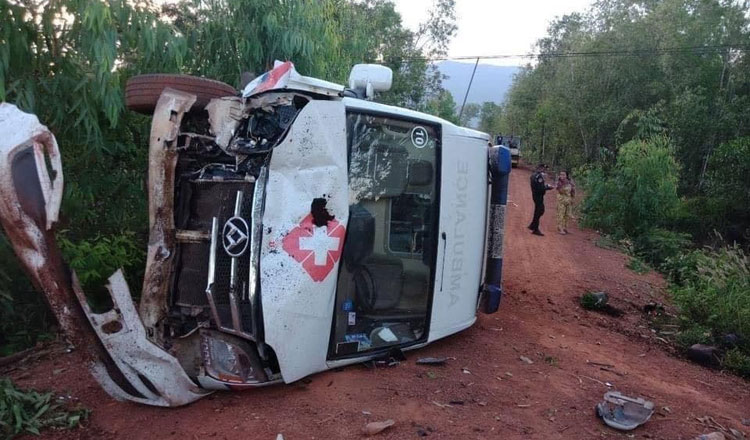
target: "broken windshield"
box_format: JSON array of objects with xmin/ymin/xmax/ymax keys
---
[{"xmin": 329, "ymin": 112, "xmax": 440, "ymax": 358}]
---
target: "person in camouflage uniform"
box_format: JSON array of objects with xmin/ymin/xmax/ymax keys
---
[{"xmin": 555, "ymin": 170, "xmax": 576, "ymax": 235}]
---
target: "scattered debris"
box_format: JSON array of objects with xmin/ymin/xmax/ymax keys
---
[
  {"xmin": 517, "ymin": 404, "xmax": 531, "ymax": 408},
  {"xmin": 595, "ymin": 391, "xmax": 654, "ymax": 431},
  {"xmin": 276, "ymin": 434, "xmax": 285, "ymax": 440},
  {"xmin": 580, "ymin": 292, "xmax": 625, "ymax": 317},
  {"xmin": 362, "ymin": 410, "xmax": 372, "ymax": 416},
  {"xmin": 519, "ymin": 356, "xmax": 534, "ymax": 364},
  {"xmin": 743, "ymin": 419, "xmax": 750, "ymax": 427},
  {"xmin": 416, "ymin": 357, "xmax": 448, "ymax": 366},
  {"xmin": 580, "ymin": 291, "xmax": 609, "ymax": 309},
  {"xmin": 363, "ymin": 419, "xmax": 395, "ymax": 436},
  {"xmin": 587, "ymin": 360, "xmax": 615, "ymax": 368},
  {"xmin": 461, "ymin": 368, "xmax": 472, "ymax": 374},
  {"xmin": 449, "ymin": 400, "xmax": 465, "ymax": 405},
  {"xmin": 643, "ymin": 302, "xmax": 665, "ymax": 314},
  {"xmin": 687, "ymin": 344, "xmax": 721, "ymax": 366}
]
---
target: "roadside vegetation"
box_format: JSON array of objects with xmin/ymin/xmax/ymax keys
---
[
  {"xmin": 0, "ymin": 378, "xmax": 88, "ymax": 438},
  {"xmin": 500, "ymin": 0, "xmax": 750, "ymax": 377}
]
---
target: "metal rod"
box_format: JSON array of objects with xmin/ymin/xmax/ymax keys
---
[
  {"xmin": 458, "ymin": 57, "xmax": 480, "ymax": 122},
  {"xmin": 205, "ymin": 217, "xmax": 221, "ymax": 327},
  {"xmin": 228, "ymin": 191, "xmax": 244, "ymax": 332},
  {"xmin": 248, "ymin": 167, "xmax": 266, "ymax": 307}
]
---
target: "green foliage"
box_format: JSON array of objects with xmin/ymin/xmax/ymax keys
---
[
  {"xmin": 581, "ymin": 136, "xmax": 681, "ymax": 236},
  {"xmin": 501, "ymin": 0, "xmax": 750, "ymax": 181},
  {"xmin": 671, "ymin": 245, "xmax": 750, "ymax": 352},
  {"xmin": 703, "ymin": 137, "xmax": 750, "ymax": 236},
  {"xmin": 0, "ymin": 235, "xmax": 55, "ymax": 356},
  {"xmin": 477, "ymin": 102, "xmax": 503, "ymax": 134},
  {"xmin": 626, "ymin": 257, "xmax": 650, "ymax": 274},
  {"xmin": 0, "ymin": 378, "xmax": 88, "ymax": 439},
  {"xmin": 633, "ymin": 228, "xmax": 692, "ymax": 270},
  {"xmin": 674, "ymin": 325, "xmax": 712, "ymax": 349},
  {"xmin": 722, "ymin": 348, "xmax": 750, "ymax": 378},
  {"xmin": 424, "ymin": 89, "xmax": 458, "ymax": 123},
  {"xmin": 58, "ymin": 232, "xmax": 144, "ymax": 309}
]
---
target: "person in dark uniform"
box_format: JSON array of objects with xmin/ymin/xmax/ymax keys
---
[{"xmin": 528, "ymin": 163, "xmax": 552, "ymax": 236}]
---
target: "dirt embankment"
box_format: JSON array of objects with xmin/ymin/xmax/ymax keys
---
[{"xmin": 7, "ymin": 167, "xmax": 750, "ymax": 440}]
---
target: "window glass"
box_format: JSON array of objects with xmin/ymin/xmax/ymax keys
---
[{"xmin": 329, "ymin": 112, "xmax": 439, "ymax": 358}]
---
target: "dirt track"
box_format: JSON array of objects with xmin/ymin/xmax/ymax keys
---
[{"xmin": 9, "ymin": 166, "xmax": 750, "ymax": 439}]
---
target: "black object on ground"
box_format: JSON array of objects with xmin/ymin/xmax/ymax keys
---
[{"xmin": 416, "ymin": 357, "xmax": 448, "ymax": 366}]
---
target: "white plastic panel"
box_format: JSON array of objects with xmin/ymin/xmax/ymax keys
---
[{"xmin": 260, "ymin": 101, "xmax": 349, "ymax": 383}]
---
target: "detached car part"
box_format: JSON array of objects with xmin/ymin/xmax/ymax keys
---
[{"xmin": 0, "ymin": 61, "xmax": 511, "ymax": 407}]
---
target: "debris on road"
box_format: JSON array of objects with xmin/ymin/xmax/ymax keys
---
[
  {"xmin": 595, "ymin": 391, "xmax": 654, "ymax": 431},
  {"xmin": 363, "ymin": 419, "xmax": 395, "ymax": 436},
  {"xmin": 416, "ymin": 357, "xmax": 448, "ymax": 366},
  {"xmin": 580, "ymin": 292, "xmax": 625, "ymax": 317},
  {"xmin": 519, "ymin": 356, "xmax": 534, "ymax": 364},
  {"xmin": 580, "ymin": 292, "xmax": 609, "ymax": 309}
]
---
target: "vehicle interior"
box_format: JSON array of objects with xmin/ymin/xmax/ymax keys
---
[{"xmin": 329, "ymin": 112, "xmax": 440, "ymax": 358}]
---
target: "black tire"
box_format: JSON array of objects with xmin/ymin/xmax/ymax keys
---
[{"xmin": 125, "ymin": 74, "xmax": 237, "ymax": 114}]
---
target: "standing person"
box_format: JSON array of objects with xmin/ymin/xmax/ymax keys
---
[
  {"xmin": 555, "ymin": 170, "xmax": 576, "ymax": 235},
  {"xmin": 528, "ymin": 163, "xmax": 552, "ymax": 236}
]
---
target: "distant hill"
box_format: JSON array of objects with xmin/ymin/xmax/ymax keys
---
[{"xmin": 436, "ymin": 61, "xmax": 520, "ymax": 106}]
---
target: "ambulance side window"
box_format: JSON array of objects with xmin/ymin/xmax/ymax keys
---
[{"xmin": 329, "ymin": 112, "xmax": 439, "ymax": 359}]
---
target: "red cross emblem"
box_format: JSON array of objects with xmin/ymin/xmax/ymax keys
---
[{"xmin": 282, "ymin": 214, "xmax": 346, "ymax": 282}]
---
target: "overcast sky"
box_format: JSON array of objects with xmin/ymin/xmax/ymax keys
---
[{"xmin": 393, "ymin": 0, "xmax": 594, "ymax": 65}]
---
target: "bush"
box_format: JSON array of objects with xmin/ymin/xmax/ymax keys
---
[
  {"xmin": 0, "ymin": 378, "xmax": 88, "ymax": 438},
  {"xmin": 0, "ymin": 235, "xmax": 55, "ymax": 356},
  {"xmin": 57, "ymin": 231, "xmax": 144, "ymax": 310},
  {"xmin": 671, "ymin": 245, "xmax": 750, "ymax": 352},
  {"xmin": 626, "ymin": 257, "xmax": 650, "ymax": 274},
  {"xmin": 634, "ymin": 228, "xmax": 692, "ymax": 270},
  {"xmin": 674, "ymin": 324, "xmax": 712, "ymax": 349},
  {"xmin": 704, "ymin": 137, "xmax": 750, "ymax": 240},
  {"xmin": 722, "ymin": 348, "xmax": 750, "ymax": 378},
  {"xmin": 581, "ymin": 136, "xmax": 681, "ymax": 237}
]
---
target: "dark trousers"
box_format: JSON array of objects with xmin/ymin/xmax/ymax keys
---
[{"xmin": 529, "ymin": 199, "xmax": 545, "ymax": 231}]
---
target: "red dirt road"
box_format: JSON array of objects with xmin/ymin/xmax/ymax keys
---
[{"xmin": 8, "ymin": 167, "xmax": 750, "ymax": 439}]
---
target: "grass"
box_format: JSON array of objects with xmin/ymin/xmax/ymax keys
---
[
  {"xmin": 626, "ymin": 256, "xmax": 650, "ymax": 274},
  {"xmin": 722, "ymin": 348, "xmax": 750, "ymax": 378},
  {"xmin": 0, "ymin": 378, "xmax": 88, "ymax": 439}
]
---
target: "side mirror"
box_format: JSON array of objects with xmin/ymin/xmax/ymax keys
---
[{"xmin": 348, "ymin": 64, "xmax": 392, "ymax": 99}]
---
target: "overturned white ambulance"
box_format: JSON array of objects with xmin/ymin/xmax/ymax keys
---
[{"xmin": 0, "ymin": 62, "xmax": 511, "ymax": 406}]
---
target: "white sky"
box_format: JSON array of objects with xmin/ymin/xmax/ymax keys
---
[{"xmin": 393, "ymin": 0, "xmax": 594, "ymax": 65}]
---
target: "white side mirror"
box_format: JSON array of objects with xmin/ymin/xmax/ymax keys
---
[{"xmin": 348, "ymin": 64, "xmax": 392, "ymax": 99}]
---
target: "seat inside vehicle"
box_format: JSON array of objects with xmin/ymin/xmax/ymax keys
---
[{"xmin": 330, "ymin": 113, "xmax": 439, "ymax": 358}]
